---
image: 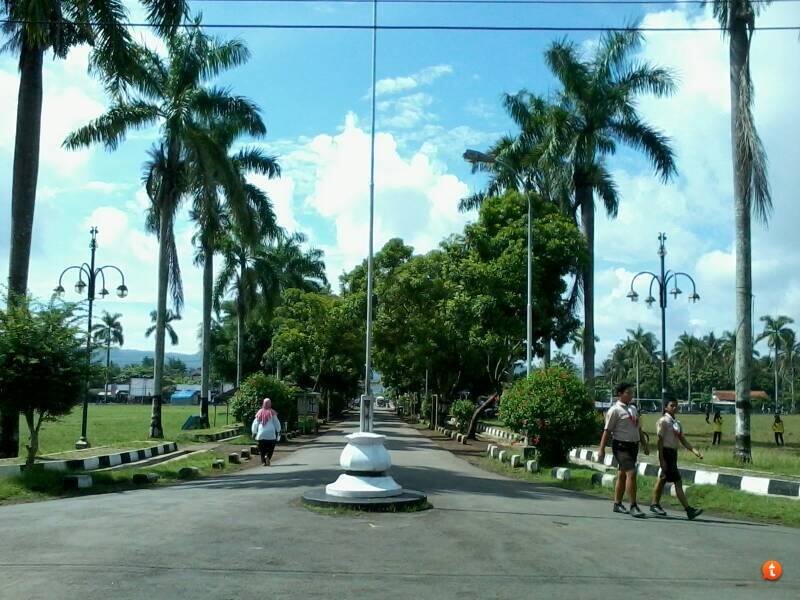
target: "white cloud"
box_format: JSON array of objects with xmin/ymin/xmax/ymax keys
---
[
  {"xmin": 84, "ymin": 207, "xmax": 130, "ymax": 246},
  {"xmin": 588, "ymin": 4, "xmax": 800, "ymax": 362},
  {"xmin": 371, "ymin": 64, "xmax": 453, "ymax": 97},
  {"xmin": 273, "ymin": 113, "xmax": 471, "ymax": 285},
  {"xmin": 378, "ymin": 93, "xmax": 435, "ymax": 129}
]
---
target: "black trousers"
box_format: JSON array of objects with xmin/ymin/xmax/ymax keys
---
[
  {"xmin": 258, "ymin": 439, "xmax": 276, "ymax": 463},
  {"xmin": 712, "ymin": 432, "xmax": 721, "ymax": 445},
  {"xmin": 775, "ymin": 432, "xmax": 784, "ymax": 446}
]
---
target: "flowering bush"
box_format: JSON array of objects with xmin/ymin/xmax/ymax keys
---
[
  {"xmin": 450, "ymin": 399, "xmax": 476, "ymax": 433},
  {"xmin": 499, "ymin": 367, "xmax": 597, "ymax": 466}
]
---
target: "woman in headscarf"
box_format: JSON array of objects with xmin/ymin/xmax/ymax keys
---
[{"xmin": 251, "ymin": 398, "xmax": 282, "ymax": 466}]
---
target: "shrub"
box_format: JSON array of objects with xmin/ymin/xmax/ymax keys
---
[
  {"xmin": 498, "ymin": 367, "xmax": 597, "ymax": 466},
  {"xmin": 230, "ymin": 373, "xmax": 297, "ymax": 432},
  {"xmin": 450, "ymin": 399, "xmax": 475, "ymax": 433}
]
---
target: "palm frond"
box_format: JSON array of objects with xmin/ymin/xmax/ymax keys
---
[
  {"xmin": 63, "ymin": 101, "xmax": 160, "ymax": 150},
  {"xmin": 610, "ymin": 116, "xmax": 677, "ymax": 183}
]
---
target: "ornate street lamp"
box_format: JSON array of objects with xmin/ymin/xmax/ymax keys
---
[
  {"xmin": 54, "ymin": 227, "xmax": 128, "ymax": 449},
  {"xmin": 627, "ymin": 233, "xmax": 700, "ymax": 407}
]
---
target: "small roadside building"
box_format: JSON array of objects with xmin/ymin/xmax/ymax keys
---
[{"xmin": 170, "ymin": 389, "xmax": 200, "ymax": 406}]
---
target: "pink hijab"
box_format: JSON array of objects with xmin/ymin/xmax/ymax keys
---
[{"xmin": 255, "ymin": 398, "xmax": 276, "ymax": 425}]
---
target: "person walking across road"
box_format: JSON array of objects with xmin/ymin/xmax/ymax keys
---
[
  {"xmin": 773, "ymin": 414, "xmax": 785, "ymax": 447},
  {"xmin": 598, "ymin": 382, "xmax": 649, "ymax": 518},
  {"xmin": 712, "ymin": 411, "xmax": 723, "ymax": 446},
  {"xmin": 649, "ymin": 398, "xmax": 704, "ymax": 520},
  {"xmin": 251, "ymin": 398, "xmax": 282, "ymax": 466}
]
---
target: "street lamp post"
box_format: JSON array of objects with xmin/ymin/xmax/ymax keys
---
[
  {"xmin": 626, "ymin": 233, "xmax": 699, "ymax": 407},
  {"xmin": 54, "ymin": 227, "xmax": 128, "ymax": 449}
]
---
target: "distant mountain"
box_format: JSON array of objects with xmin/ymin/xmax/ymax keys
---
[{"xmin": 95, "ymin": 348, "xmax": 202, "ymax": 369}]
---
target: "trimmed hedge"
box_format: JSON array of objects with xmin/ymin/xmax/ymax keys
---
[{"xmin": 230, "ymin": 373, "xmax": 297, "ymax": 431}]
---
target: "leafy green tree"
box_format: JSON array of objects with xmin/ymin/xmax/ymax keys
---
[
  {"xmin": 707, "ymin": 0, "xmax": 774, "ymax": 461},
  {"xmin": 450, "ymin": 399, "xmax": 475, "ymax": 434},
  {"xmin": 0, "ymin": 298, "xmax": 88, "ymax": 465},
  {"xmin": 544, "ymin": 30, "xmax": 677, "ymax": 389},
  {"xmin": 65, "ymin": 23, "xmax": 265, "ymax": 439},
  {"xmin": 672, "ymin": 333, "xmax": 705, "ymax": 404},
  {"xmin": 230, "ymin": 372, "xmax": 297, "ymax": 431},
  {"xmin": 499, "ymin": 367, "xmax": 597, "ymax": 466},
  {"xmin": 551, "ymin": 351, "xmax": 579, "ymax": 376}
]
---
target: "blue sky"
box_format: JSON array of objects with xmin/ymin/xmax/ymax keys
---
[{"xmin": 1, "ymin": 0, "xmax": 799, "ymax": 365}]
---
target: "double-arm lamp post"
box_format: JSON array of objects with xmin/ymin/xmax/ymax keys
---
[
  {"xmin": 54, "ymin": 227, "xmax": 128, "ymax": 449},
  {"xmin": 626, "ymin": 233, "xmax": 699, "ymax": 407}
]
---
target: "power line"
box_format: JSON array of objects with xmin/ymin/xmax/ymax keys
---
[
  {"xmin": 1, "ymin": 19, "xmax": 798, "ymax": 31},
  {"xmin": 187, "ymin": 0, "xmax": 793, "ymax": 4}
]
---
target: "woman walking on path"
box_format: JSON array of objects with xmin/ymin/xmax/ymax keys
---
[
  {"xmin": 772, "ymin": 414, "xmax": 785, "ymax": 446},
  {"xmin": 252, "ymin": 398, "xmax": 282, "ymax": 466},
  {"xmin": 712, "ymin": 411, "xmax": 723, "ymax": 446}
]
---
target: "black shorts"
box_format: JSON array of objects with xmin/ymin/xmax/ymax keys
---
[
  {"xmin": 659, "ymin": 447, "xmax": 681, "ymax": 483},
  {"xmin": 611, "ymin": 439, "xmax": 639, "ymax": 472}
]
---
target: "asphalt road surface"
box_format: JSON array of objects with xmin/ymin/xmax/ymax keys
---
[{"xmin": 1, "ymin": 409, "xmax": 797, "ymax": 599}]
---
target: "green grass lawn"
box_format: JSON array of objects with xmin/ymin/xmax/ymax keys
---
[
  {"xmin": 478, "ymin": 457, "xmax": 800, "ymax": 528},
  {"xmin": 481, "ymin": 413, "xmax": 800, "ymax": 478},
  {"xmin": 10, "ymin": 404, "xmax": 241, "ymax": 460}
]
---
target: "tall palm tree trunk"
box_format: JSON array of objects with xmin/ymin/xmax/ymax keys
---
[
  {"xmin": 200, "ymin": 246, "xmax": 212, "ymax": 425},
  {"xmin": 578, "ymin": 184, "xmax": 595, "ymax": 392},
  {"xmin": 731, "ymin": 17, "xmax": 752, "ymax": 462},
  {"xmin": 773, "ymin": 347, "xmax": 779, "ymax": 413},
  {"xmin": 236, "ymin": 305, "xmax": 243, "ymax": 387},
  {"xmin": 1, "ymin": 45, "xmax": 45, "ymax": 459},
  {"xmin": 150, "ymin": 212, "xmax": 170, "ymax": 439},
  {"xmin": 635, "ymin": 351, "xmax": 640, "ymax": 400}
]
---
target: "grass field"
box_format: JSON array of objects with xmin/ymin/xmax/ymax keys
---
[
  {"xmin": 481, "ymin": 413, "xmax": 800, "ymax": 478},
  {"xmin": 476, "ymin": 457, "xmax": 800, "ymax": 528},
  {"xmin": 8, "ymin": 404, "xmax": 240, "ymax": 460}
]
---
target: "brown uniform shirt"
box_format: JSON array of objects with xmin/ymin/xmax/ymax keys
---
[
  {"xmin": 604, "ymin": 401, "xmax": 641, "ymax": 443},
  {"xmin": 656, "ymin": 413, "xmax": 682, "ymax": 449}
]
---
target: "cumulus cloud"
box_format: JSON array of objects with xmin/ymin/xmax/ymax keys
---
[
  {"xmin": 588, "ymin": 4, "xmax": 800, "ymax": 361},
  {"xmin": 371, "ymin": 64, "xmax": 453, "ymax": 97}
]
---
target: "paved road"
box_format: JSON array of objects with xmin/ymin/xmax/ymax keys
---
[{"xmin": 1, "ymin": 410, "xmax": 797, "ymax": 599}]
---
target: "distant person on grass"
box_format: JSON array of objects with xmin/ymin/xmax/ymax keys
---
[
  {"xmin": 773, "ymin": 414, "xmax": 785, "ymax": 447},
  {"xmin": 649, "ymin": 398, "xmax": 704, "ymax": 520},
  {"xmin": 598, "ymin": 382, "xmax": 649, "ymax": 518},
  {"xmin": 712, "ymin": 410, "xmax": 723, "ymax": 445},
  {"xmin": 252, "ymin": 398, "xmax": 281, "ymax": 466}
]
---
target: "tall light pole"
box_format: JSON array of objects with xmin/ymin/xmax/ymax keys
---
[
  {"xmin": 463, "ymin": 149, "xmax": 533, "ymax": 377},
  {"xmin": 626, "ymin": 233, "xmax": 699, "ymax": 407},
  {"xmin": 54, "ymin": 227, "xmax": 128, "ymax": 449}
]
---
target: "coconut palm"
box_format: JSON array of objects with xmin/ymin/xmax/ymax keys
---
[
  {"xmin": 625, "ymin": 326, "xmax": 657, "ymax": 400},
  {"xmin": 0, "ymin": 0, "xmax": 187, "ymax": 458},
  {"xmin": 672, "ymin": 333, "xmax": 704, "ymax": 408},
  {"xmin": 781, "ymin": 330, "xmax": 799, "ymax": 413},
  {"xmin": 65, "ymin": 22, "xmax": 265, "ymax": 438},
  {"xmin": 92, "ymin": 311, "xmax": 124, "ymax": 404},
  {"xmin": 706, "ymin": 0, "xmax": 774, "ymax": 461},
  {"xmin": 191, "ymin": 122, "xmax": 279, "ymax": 424},
  {"xmin": 145, "ymin": 309, "xmax": 181, "ymax": 347},
  {"xmin": 544, "ymin": 30, "xmax": 677, "ymax": 391},
  {"xmin": 757, "ymin": 315, "xmax": 794, "ymax": 413},
  {"xmin": 215, "ymin": 228, "xmax": 327, "ymax": 386}
]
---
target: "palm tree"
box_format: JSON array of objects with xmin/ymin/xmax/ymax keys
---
[
  {"xmin": 146, "ymin": 310, "xmax": 181, "ymax": 347},
  {"xmin": 625, "ymin": 326, "xmax": 657, "ymax": 400},
  {"xmin": 92, "ymin": 312, "xmax": 124, "ymax": 405},
  {"xmin": 544, "ymin": 30, "xmax": 677, "ymax": 391},
  {"xmin": 757, "ymin": 315, "xmax": 794, "ymax": 413},
  {"xmin": 672, "ymin": 333, "xmax": 704, "ymax": 408},
  {"xmin": 0, "ymin": 0, "xmax": 187, "ymax": 459},
  {"xmin": 707, "ymin": 0, "xmax": 773, "ymax": 461},
  {"xmin": 215, "ymin": 229, "xmax": 327, "ymax": 386},
  {"xmin": 191, "ymin": 123, "xmax": 279, "ymax": 424},
  {"xmin": 65, "ymin": 22, "xmax": 265, "ymax": 438},
  {"xmin": 781, "ymin": 331, "xmax": 799, "ymax": 413},
  {"xmin": 571, "ymin": 327, "xmax": 599, "ymax": 359}
]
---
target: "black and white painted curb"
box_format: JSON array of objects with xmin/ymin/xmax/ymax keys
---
[
  {"xmin": 0, "ymin": 443, "xmax": 179, "ymax": 478},
  {"xmin": 476, "ymin": 422, "xmax": 524, "ymax": 443},
  {"xmin": 569, "ymin": 448, "xmax": 800, "ymax": 500},
  {"xmin": 485, "ymin": 444, "xmax": 542, "ymax": 475},
  {"xmin": 192, "ymin": 426, "xmax": 244, "ymax": 442}
]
